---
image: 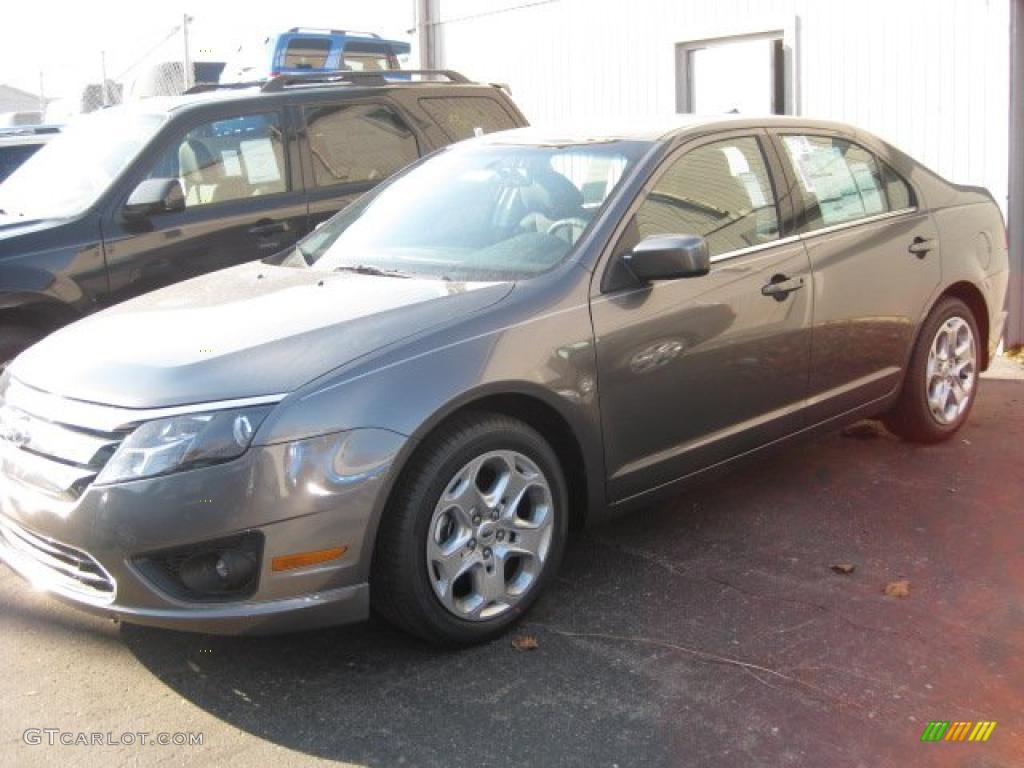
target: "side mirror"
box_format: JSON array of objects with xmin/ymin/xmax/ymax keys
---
[
  {"xmin": 122, "ymin": 178, "xmax": 185, "ymax": 220},
  {"xmin": 622, "ymin": 235, "xmax": 710, "ymax": 282}
]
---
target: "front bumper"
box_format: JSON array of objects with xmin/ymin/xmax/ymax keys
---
[{"xmin": 0, "ymin": 428, "xmax": 405, "ymax": 635}]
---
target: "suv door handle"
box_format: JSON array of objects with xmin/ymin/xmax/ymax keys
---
[
  {"xmin": 908, "ymin": 236, "xmax": 936, "ymax": 257},
  {"xmin": 249, "ymin": 220, "xmax": 287, "ymax": 237},
  {"xmin": 761, "ymin": 274, "xmax": 805, "ymax": 301}
]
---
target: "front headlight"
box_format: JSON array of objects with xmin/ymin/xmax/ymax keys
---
[{"xmin": 95, "ymin": 406, "xmax": 273, "ymax": 485}]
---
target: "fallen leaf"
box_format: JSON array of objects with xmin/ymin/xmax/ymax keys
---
[
  {"xmin": 831, "ymin": 563, "xmax": 856, "ymax": 575},
  {"xmin": 842, "ymin": 422, "xmax": 884, "ymax": 439},
  {"xmin": 511, "ymin": 635, "xmax": 539, "ymax": 651},
  {"xmin": 884, "ymin": 579, "xmax": 911, "ymax": 598}
]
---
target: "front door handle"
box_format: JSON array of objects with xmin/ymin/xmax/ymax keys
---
[
  {"xmin": 908, "ymin": 236, "xmax": 936, "ymax": 257},
  {"xmin": 249, "ymin": 220, "xmax": 287, "ymax": 237},
  {"xmin": 761, "ymin": 274, "xmax": 805, "ymax": 301}
]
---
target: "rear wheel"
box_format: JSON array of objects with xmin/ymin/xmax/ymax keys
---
[
  {"xmin": 885, "ymin": 298, "xmax": 980, "ymax": 443},
  {"xmin": 372, "ymin": 413, "xmax": 568, "ymax": 646},
  {"xmin": 0, "ymin": 326, "xmax": 43, "ymax": 375}
]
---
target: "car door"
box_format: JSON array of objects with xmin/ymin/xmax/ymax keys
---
[
  {"xmin": 101, "ymin": 108, "xmax": 306, "ymax": 305},
  {"xmin": 299, "ymin": 99, "xmax": 422, "ymax": 229},
  {"xmin": 770, "ymin": 131, "xmax": 941, "ymax": 421},
  {"xmin": 591, "ymin": 130, "xmax": 813, "ymax": 503}
]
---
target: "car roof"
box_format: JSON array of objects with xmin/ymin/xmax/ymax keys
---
[
  {"xmin": 117, "ymin": 78, "xmax": 492, "ymax": 116},
  {"xmin": 481, "ymin": 114, "xmax": 867, "ymax": 145}
]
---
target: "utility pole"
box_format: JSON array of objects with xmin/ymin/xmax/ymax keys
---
[
  {"xmin": 100, "ymin": 50, "xmax": 109, "ymax": 107},
  {"xmin": 182, "ymin": 13, "xmax": 194, "ymax": 91}
]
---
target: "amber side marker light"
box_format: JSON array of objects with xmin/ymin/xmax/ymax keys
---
[{"xmin": 272, "ymin": 546, "xmax": 348, "ymax": 572}]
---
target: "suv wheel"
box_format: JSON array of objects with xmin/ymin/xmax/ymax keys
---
[
  {"xmin": 885, "ymin": 298, "xmax": 981, "ymax": 443},
  {"xmin": 372, "ymin": 413, "xmax": 568, "ymax": 646},
  {"xmin": 0, "ymin": 326, "xmax": 43, "ymax": 374}
]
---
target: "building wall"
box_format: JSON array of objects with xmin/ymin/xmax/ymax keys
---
[{"xmin": 430, "ymin": 0, "xmax": 1011, "ymax": 219}]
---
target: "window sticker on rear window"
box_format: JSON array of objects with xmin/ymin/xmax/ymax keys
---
[
  {"xmin": 221, "ymin": 149, "xmax": 242, "ymax": 177},
  {"xmin": 240, "ymin": 138, "xmax": 281, "ymax": 184}
]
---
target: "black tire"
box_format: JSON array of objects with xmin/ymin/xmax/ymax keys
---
[
  {"xmin": 371, "ymin": 412, "xmax": 568, "ymax": 647},
  {"xmin": 885, "ymin": 298, "xmax": 981, "ymax": 443},
  {"xmin": 0, "ymin": 326, "xmax": 43, "ymax": 374}
]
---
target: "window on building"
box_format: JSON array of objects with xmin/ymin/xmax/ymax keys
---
[
  {"xmin": 781, "ymin": 135, "xmax": 913, "ymax": 231},
  {"xmin": 418, "ymin": 97, "xmax": 520, "ymax": 142},
  {"xmin": 678, "ymin": 33, "xmax": 786, "ymax": 114},
  {"xmin": 305, "ymin": 103, "xmax": 418, "ymax": 187},
  {"xmin": 148, "ymin": 113, "xmax": 287, "ymax": 207},
  {"xmin": 631, "ymin": 136, "xmax": 780, "ymax": 257}
]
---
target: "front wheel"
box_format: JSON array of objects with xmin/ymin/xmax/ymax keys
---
[
  {"xmin": 885, "ymin": 298, "xmax": 981, "ymax": 443},
  {"xmin": 372, "ymin": 413, "xmax": 568, "ymax": 646}
]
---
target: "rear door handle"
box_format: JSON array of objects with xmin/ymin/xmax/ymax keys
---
[
  {"xmin": 761, "ymin": 274, "xmax": 805, "ymax": 301},
  {"xmin": 908, "ymin": 236, "xmax": 936, "ymax": 257},
  {"xmin": 249, "ymin": 220, "xmax": 287, "ymax": 237}
]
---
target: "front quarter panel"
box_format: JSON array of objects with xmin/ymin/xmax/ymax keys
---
[{"xmin": 256, "ymin": 266, "xmax": 607, "ymax": 533}]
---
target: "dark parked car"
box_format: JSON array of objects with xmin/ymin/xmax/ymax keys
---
[
  {"xmin": 0, "ymin": 125, "xmax": 59, "ymax": 184},
  {"xmin": 0, "ymin": 70, "xmax": 527, "ymax": 368},
  {"xmin": 0, "ymin": 117, "xmax": 1008, "ymax": 646}
]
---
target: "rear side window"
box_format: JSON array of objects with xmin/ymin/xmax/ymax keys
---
[
  {"xmin": 283, "ymin": 37, "xmax": 331, "ymax": 69},
  {"xmin": 148, "ymin": 113, "xmax": 288, "ymax": 207},
  {"xmin": 781, "ymin": 135, "xmax": 913, "ymax": 231},
  {"xmin": 418, "ymin": 96, "xmax": 520, "ymax": 142},
  {"xmin": 343, "ymin": 41, "xmax": 394, "ymax": 71},
  {"xmin": 632, "ymin": 136, "xmax": 780, "ymax": 257},
  {"xmin": 305, "ymin": 103, "xmax": 419, "ymax": 187},
  {"xmin": 882, "ymin": 162, "xmax": 916, "ymax": 210}
]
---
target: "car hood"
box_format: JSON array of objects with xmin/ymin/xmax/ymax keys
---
[{"xmin": 10, "ymin": 261, "xmax": 514, "ymax": 408}]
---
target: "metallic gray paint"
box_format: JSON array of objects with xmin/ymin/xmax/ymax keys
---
[{"xmin": 0, "ymin": 115, "xmax": 1010, "ymax": 634}]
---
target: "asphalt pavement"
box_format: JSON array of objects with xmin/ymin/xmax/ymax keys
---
[{"xmin": 1, "ymin": 359, "xmax": 1022, "ymax": 768}]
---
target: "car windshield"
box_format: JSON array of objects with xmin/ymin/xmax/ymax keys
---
[
  {"xmin": 0, "ymin": 108, "xmax": 166, "ymax": 219},
  {"xmin": 285, "ymin": 139, "xmax": 651, "ymax": 281}
]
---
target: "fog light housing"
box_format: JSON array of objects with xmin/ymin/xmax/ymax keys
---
[{"xmin": 134, "ymin": 532, "xmax": 263, "ymax": 602}]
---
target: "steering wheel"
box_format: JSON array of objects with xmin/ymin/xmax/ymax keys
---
[{"xmin": 546, "ymin": 217, "xmax": 589, "ymax": 244}]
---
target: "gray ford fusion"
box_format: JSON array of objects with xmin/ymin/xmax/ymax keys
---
[{"xmin": 0, "ymin": 117, "xmax": 1009, "ymax": 645}]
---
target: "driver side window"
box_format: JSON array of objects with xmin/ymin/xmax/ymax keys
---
[
  {"xmin": 631, "ymin": 136, "xmax": 780, "ymax": 257},
  {"xmin": 148, "ymin": 112, "xmax": 287, "ymax": 208}
]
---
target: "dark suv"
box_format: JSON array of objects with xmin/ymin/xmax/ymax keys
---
[{"xmin": 0, "ymin": 71, "xmax": 527, "ymax": 367}]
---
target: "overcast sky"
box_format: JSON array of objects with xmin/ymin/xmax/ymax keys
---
[{"xmin": 0, "ymin": 0, "xmax": 414, "ymax": 100}]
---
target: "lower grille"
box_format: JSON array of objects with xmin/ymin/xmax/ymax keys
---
[{"xmin": 0, "ymin": 516, "xmax": 115, "ymax": 598}]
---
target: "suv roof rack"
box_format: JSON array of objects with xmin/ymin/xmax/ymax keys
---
[
  {"xmin": 286, "ymin": 27, "xmax": 382, "ymax": 38},
  {"xmin": 184, "ymin": 81, "xmax": 263, "ymax": 95},
  {"xmin": 259, "ymin": 69, "xmax": 470, "ymax": 93}
]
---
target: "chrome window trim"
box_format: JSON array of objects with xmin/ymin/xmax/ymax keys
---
[
  {"xmin": 709, "ymin": 234, "xmax": 803, "ymax": 264},
  {"xmin": 706, "ymin": 207, "xmax": 918, "ymax": 265},
  {"xmin": 796, "ymin": 207, "xmax": 918, "ymax": 240},
  {"xmin": 4, "ymin": 378, "xmax": 286, "ymax": 434}
]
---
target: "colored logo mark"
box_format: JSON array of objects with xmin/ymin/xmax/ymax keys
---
[{"xmin": 920, "ymin": 721, "xmax": 996, "ymax": 742}]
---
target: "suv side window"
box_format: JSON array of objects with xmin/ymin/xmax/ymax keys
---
[
  {"xmin": 631, "ymin": 136, "xmax": 780, "ymax": 257},
  {"xmin": 148, "ymin": 112, "xmax": 287, "ymax": 208},
  {"xmin": 305, "ymin": 102, "xmax": 418, "ymax": 188},
  {"xmin": 418, "ymin": 96, "xmax": 520, "ymax": 141},
  {"xmin": 781, "ymin": 135, "xmax": 906, "ymax": 231}
]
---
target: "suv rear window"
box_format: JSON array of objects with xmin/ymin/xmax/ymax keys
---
[
  {"xmin": 283, "ymin": 38, "xmax": 331, "ymax": 69},
  {"xmin": 305, "ymin": 103, "xmax": 418, "ymax": 187},
  {"xmin": 418, "ymin": 96, "xmax": 519, "ymax": 142}
]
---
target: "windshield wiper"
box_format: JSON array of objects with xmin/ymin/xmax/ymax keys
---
[{"xmin": 333, "ymin": 264, "xmax": 411, "ymax": 279}]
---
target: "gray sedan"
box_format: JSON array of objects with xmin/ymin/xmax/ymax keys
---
[{"xmin": 0, "ymin": 116, "xmax": 1009, "ymax": 646}]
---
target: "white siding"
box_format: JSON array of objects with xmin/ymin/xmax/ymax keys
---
[{"xmin": 431, "ymin": 0, "xmax": 1011, "ymax": 215}]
